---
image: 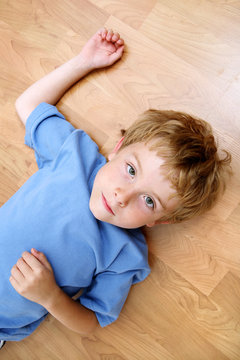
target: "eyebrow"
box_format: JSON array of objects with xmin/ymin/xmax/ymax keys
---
[{"xmin": 132, "ymin": 152, "xmax": 167, "ymax": 210}]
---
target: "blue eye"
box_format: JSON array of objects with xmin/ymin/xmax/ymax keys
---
[
  {"xmin": 144, "ymin": 196, "xmax": 154, "ymax": 209},
  {"xmin": 127, "ymin": 164, "xmax": 135, "ymax": 177}
]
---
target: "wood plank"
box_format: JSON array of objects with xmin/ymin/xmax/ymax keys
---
[{"xmin": 0, "ymin": 0, "xmax": 240, "ymax": 359}]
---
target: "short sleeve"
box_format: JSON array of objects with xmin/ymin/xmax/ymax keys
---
[
  {"xmin": 79, "ymin": 266, "xmax": 150, "ymax": 327},
  {"xmin": 25, "ymin": 102, "xmax": 75, "ymax": 169}
]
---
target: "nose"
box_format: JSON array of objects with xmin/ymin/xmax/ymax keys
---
[{"xmin": 114, "ymin": 187, "xmax": 132, "ymax": 207}]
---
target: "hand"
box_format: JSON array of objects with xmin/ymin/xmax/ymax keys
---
[
  {"xmin": 10, "ymin": 249, "xmax": 60, "ymax": 308},
  {"xmin": 79, "ymin": 28, "xmax": 125, "ymax": 70}
]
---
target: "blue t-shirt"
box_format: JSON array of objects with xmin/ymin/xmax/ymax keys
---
[{"xmin": 0, "ymin": 103, "xmax": 150, "ymax": 341}]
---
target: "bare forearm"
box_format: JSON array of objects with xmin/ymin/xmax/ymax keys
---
[
  {"xmin": 15, "ymin": 29, "xmax": 124, "ymax": 126},
  {"xmin": 15, "ymin": 55, "xmax": 92, "ymax": 125},
  {"xmin": 45, "ymin": 287, "xmax": 98, "ymax": 335}
]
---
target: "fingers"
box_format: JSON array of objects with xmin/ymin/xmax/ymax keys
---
[
  {"xmin": 98, "ymin": 28, "xmax": 124, "ymax": 45},
  {"xmin": 108, "ymin": 44, "xmax": 124, "ymax": 65},
  {"xmin": 16, "ymin": 257, "xmax": 31, "ymax": 275},
  {"xmin": 11, "ymin": 250, "xmax": 50, "ymax": 276},
  {"xmin": 31, "ymin": 248, "xmax": 52, "ymax": 271},
  {"xmin": 9, "ymin": 274, "xmax": 19, "ymax": 290},
  {"xmin": 21, "ymin": 251, "xmax": 43, "ymax": 270},
  {"xmin": 10, "ymin": 255, "xmax": 32, "ymax": 289},
  {"xmin": 98, "ymin": 28, "xmax": 107, "ymax": 40},
  {"xmin": 10, "ymin": 262, "xmax": 25, "ymax": 283}
]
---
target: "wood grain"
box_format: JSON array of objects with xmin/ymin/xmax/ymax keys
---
[{"xmin": 0, "ymin": 0, "xmax": 240, "ymax": 359}]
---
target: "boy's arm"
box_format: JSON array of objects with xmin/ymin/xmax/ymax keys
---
[
  {"xmin": 10, "ymin": 249, "xmax": 98, "ymax": 334},
  {"xmin": 15, "ymin": 28, "xmax": 124, "ymax": 125}
]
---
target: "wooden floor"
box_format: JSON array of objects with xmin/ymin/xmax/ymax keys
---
[{"xmin": 1, "ymin": 0, "xmax": 240, "ymax": 359}]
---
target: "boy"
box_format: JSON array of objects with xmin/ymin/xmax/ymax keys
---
[{"xmin": 0, "ymin": 28, "xmax": 230, "ymax": 347}]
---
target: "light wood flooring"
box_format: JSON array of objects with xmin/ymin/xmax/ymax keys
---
[{"xmin": 0, "ymin": 1, "xmax": 240, "ymax": 359}]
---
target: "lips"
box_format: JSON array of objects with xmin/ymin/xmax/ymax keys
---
[{"xmin": 102, "ymin": 193, "xmax": 115, "ymax": 215}]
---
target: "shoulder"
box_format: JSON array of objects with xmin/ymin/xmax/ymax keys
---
[{"xmin": 100, "ymin": 224, "xmax": 150, "ymax": 279}]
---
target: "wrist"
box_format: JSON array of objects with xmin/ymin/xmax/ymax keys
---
[
  {"xmin": 42, "ymin": 285, "xmax": 63, "ymax": 311},
  {"xmin": 70, "ymin": 54, "xmax": 95, "ymax": 76}
]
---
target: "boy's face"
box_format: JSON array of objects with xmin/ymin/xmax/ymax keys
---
[{"xmin": 89, "ymin": 141, "xmax": 178, "ymax": 229}]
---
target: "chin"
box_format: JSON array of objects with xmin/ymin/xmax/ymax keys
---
[{"xmin": 89, "ymin": 201, "xmax": 99, "ymax": 220}]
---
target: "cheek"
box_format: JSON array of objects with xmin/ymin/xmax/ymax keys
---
[
  {"xmin": 122, "ymin": 202, "xmax": 155, "ymax": 227},
  {"xmin": 135, "ymin": 197, "xmax": 154, "ymax": 218},
  {"xmin": 94, "ymin": 164, "xmax": 114, "ymax": 188},
  {"xmin": 103, "ymin": 162, "xmax": 120, "ymax": 183}
]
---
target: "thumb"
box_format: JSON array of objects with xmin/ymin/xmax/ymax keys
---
[
  {"xmin": 109, "ymin": 45, "xmax": 124, "ymax": 65},
  {"xmin": 31, "ymin": 248, "xmax": 52, "ymax": 271}
]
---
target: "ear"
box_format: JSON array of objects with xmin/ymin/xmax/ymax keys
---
[
  {"xmin": 146, "ymin": 220, "xmax": 170, "ymax": 227},
  {"xmin": 146, "ymin": 222, "xmax": 156, "ymax": 228},
  {"xmin": 108, "ymin": 137, "xmax": 125, "ymax": 161}
]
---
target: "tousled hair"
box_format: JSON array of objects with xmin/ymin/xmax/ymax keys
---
[{"xmin": 120, "ymin": 109, "xmax": 232, "ymax": 223}]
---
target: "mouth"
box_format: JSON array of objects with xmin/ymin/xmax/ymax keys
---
[{"xmin": 102, "ymin": 193, "xmax": 115, "ymax": 215}]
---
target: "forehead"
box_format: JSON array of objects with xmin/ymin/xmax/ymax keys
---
[{"xmin": 119, "ymin": 142, "xmax": 165, "ymax": 168}]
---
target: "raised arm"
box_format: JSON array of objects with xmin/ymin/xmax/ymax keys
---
[{"xmin": 15, "ymin": 28, "xmax": 124, "ymax": 125}]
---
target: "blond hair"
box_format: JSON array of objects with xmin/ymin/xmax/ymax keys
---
[{"xmin": 121, "ymin": 110, "xmax": 231, "ymax": 223}]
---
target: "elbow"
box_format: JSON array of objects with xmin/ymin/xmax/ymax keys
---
[
  {"xmin": 83, "ymin": 316, "xmax": 99, "ymax": 335},
  {"xmin": 15, "ymin": 96, "xmax": 28, "ymax": 126},
  {"xmin": 15, "ymin": 95, "xmax": 23, "ymax": 114},
  {"xmin": 15, "ymin": 97, "xmax": 20, "ymax": 115},
  {"xmin": 15, "ymin": 96, "xmax": 23, "ymax": 123},
  {"xmin": 85, "ymin": 322, "xmax": 99, "ymax": 335},
  {"xmin": 77, "ymin": 315, "xmax": 99, "ymax": 336}
]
